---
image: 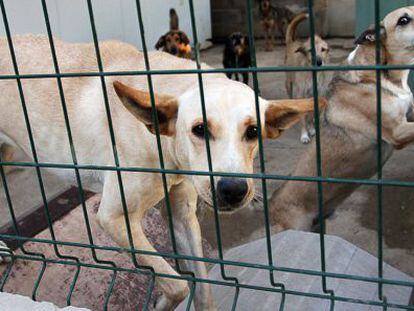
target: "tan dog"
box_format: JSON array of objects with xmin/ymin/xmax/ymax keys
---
[
  {"xmin": 270, "ymin": 6, "xmax": 414, "ymax": 233},
  {"xmin": 0, "ymin": 35, "xmax": 325, "ymax": 310},
  {"xmin": 285, "ymin": 13, "xmax": 331, "ymax": 144}
]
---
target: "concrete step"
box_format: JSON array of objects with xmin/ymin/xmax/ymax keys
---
[
  {"xmin": 0, "ymin": 292, "xmax": 90, "ymax": 311},
  {"xmin": 178, "ymin": 230, "xmax": 413, "ymax": 311}
]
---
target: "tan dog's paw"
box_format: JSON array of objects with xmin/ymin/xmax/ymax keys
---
[
  {"xmin": 0, "ymin": 241, "xmax": 11, "ymax": 264},
  {"xmin": 301, "ymin": 133, "xmax": 311, "ymax": 144},
  {"xmin": 153, "ymin": 293, "xmax": 179, "ymax": 311}
]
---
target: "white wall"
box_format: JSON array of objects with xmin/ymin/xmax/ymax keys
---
[{"xmin": 0, "ymin": 0, "xmax": 211, "ymax": 50}]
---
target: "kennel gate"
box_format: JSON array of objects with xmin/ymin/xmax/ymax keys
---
[{"xmin": 0, "ymin": 0, "xmax": 413, "ymax": 310}]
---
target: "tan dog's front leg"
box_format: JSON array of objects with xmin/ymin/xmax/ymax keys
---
[
  {"xmin": 161, "ymin": 180, "xmax": 215, "ymax": 311},
  {"xmin": 97, "ymin": 174, "xmax": 189, "ymax": 311},
  {"xmin": 0, "ymin": 144, "xmax": 15, "ymax": 175}
]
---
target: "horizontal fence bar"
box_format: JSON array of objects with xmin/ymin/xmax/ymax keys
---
[
  {"xmin": 2, "ymin": 160, "xmax": 414, "ymax": 188},
  {"xmin": 0, "ymin": 63, "xmax": 412, "ymax": 80},
  {"xmin": 1, "ymin": 234, "xmax": 413, "ymax": 289},
  {"xmin": 3, "ymin": 253, "xmax": 413, "ymax": 311}
]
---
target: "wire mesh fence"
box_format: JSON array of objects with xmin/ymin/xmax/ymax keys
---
[{"xmin": 0, "ymin": 0, "xmax": 412, "ymax": 310}]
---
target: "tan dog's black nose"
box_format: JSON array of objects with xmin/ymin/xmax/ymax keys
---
[
  {"xmin": 217, "ymin": 178, "xmax": 248, "ymax": 207},
  {"xmin": 316, "ymin": 56, "xmax": 323, "ymax": 66}
]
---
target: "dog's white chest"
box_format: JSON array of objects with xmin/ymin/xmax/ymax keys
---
[{"xmin": 397, "ymin": 90, "xmax": 413, "ymax": 112}]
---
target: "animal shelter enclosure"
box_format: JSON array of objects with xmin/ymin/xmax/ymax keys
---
[{"xmin": 0, "ymin": 0, "xmax": 413, "ymax": 310}]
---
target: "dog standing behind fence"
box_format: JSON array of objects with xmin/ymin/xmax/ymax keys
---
[
  {"xmin": 155, "ymin": 8, "xmax": 192, "ymax": 59},
  {"xmin": 258, "ymin": 0, "xmax": 294, "ymax": 49},
  {"xmin": 0, "ymin": 34, "xmax": 326, "ymax": 310},
  {"xmin": 223, "ymin": 32, "xmax": 251, "ymax": 84},
  {"xmin": 285, "ymin": 13, "xmax": 331, "ymax": 144},
  {"xmin": 270, "ymin": 6, "xmax": 414, "ymax": 233}
]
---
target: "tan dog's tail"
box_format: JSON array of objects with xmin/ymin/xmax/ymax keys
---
[
  {"xmin": 286, "ymin": 13, "xmax": 309, "ymax": 45},
  {"xmin": 170, "ymin": 8, "xmax": 179, "ymax": 31}
]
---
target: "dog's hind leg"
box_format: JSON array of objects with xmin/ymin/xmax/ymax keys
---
[
  {"xmin": 0, "ymin": 143, "xmax": 15, "ymax": 174},
  {"xmin": 307, "ymin": 113, "xmax": 316, "ymax": 137},
  {"xmin": 262, "ymin": 24, "xmax": 271, "ymax": 51},
  {"xmin": 161, "ymin": 179, "xmax": 215, "ymax": 311},
  {"xmin": 97, "ymin": 173, "xmax": 189, "ymax": 311}
]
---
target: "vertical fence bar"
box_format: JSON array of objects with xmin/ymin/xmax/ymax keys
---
[
  {"xmin": 133, "ymin": 0, "xmax": 181, "ymax": 270},
  {"xmin": 39, "ymin": 1, "xmax": 118, "ymax": 308},
  {"xmin": 133, "ymin": 0, "xmax": 197, "ymax": 308},
  {"xmin": 373, "ymin": 0, "xmax": 386, "ymax": 307},
  {"xmin": 84, "ymin": 1, "xmax": 156, "ymax": 307},
  {"xmin": 187, "ymin": 0, "xmax": 240, "ymax": 309},
  {"xmin": 306, "ymin": 0, "xmax": 335, "ymax": 308},
  {"xmin": 245, "ymin": 0, "xmax": 286, "ymax": 309}
]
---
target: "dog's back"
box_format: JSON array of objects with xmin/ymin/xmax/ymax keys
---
[{"xmin": 0, "ymin": 34, "xmax": 221, "ymax": 171}]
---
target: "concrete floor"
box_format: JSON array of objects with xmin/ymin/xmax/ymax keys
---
[{"xmin": 0, "ymin": 39, "xmax": 413, "ymax": 309}]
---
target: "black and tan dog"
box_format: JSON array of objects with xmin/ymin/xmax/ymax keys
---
[
  {"xmin": 223, "ymin": 32, "xmax": 251, "ymax": 84},
  {"xmin": 155, "ymin": 8, "xmax": 192, "ymax": 59},
  {"xmin": 259, "ymin": 0, "xmax": 294, "ymax": 49}
]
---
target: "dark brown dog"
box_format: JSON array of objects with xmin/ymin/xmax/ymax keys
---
[
  {"xmin": 223, "ymin": 32, "xmax": 251, "ymax": 84},
  {"xmin": 259, "ymin": 0, "xmax": 294, "ymax": 49},
  {"xmin": 155, "ymin": 8, "xmax": 192, "ymax": 59}
]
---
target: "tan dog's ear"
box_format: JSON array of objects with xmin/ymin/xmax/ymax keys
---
[
  {"xmin": 355, "ymin": 23, "xmax": 385, "ymax": 45},
  {"xmin": 265, "ymin": 98, "xmax": 328, "ymax": 139},
  {"xmin": 113, "ymin": 81, "xmax": 178, "ymax": 136}
]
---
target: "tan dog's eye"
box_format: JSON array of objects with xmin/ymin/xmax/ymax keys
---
[
  {"xmin": 192, "ymin": 124, "xmax": 210, "ymax": 139},
  {"xmin": 245, "ymin": 125, "xmax": 258, "ymax": 140},
  {"xmin": 322, "ymin": 47, "xmax": 329, "ymax": 52},
  {"xmin": 397, "ymin": 16, "xmax": 411, "ymax": 26}
]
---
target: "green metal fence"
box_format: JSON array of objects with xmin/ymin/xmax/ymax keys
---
[{"xmin": 0, "ymin": 0, "xmax": 413, "ymax": 310}]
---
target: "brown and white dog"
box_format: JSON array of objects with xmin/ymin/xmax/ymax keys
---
[
  {"xmin": 285, "ymin": 13, "xmax": 331, "ymax": 144},
  {"xmin": 270, "ymin": 6, "xmax": 414, "ymax": 233},
  {"xmin": 155, "ymin": 8, "xmax": 192, "ymax": 59},
  {"xmin": 0, "ymin": 35, "xmax": 325, "ymax": 310}
]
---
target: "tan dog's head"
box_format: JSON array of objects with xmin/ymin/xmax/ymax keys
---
[
  {"xmin": 296, "ymin": 35, "xmax": 330, "ymax": 67},
  {"xmin": 113, "ymin": 80, "xmax": 326, "ymax": 212},
  {"xmin": 354, "ymin": 6, "xmax": 414, "ymax": 65}
]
